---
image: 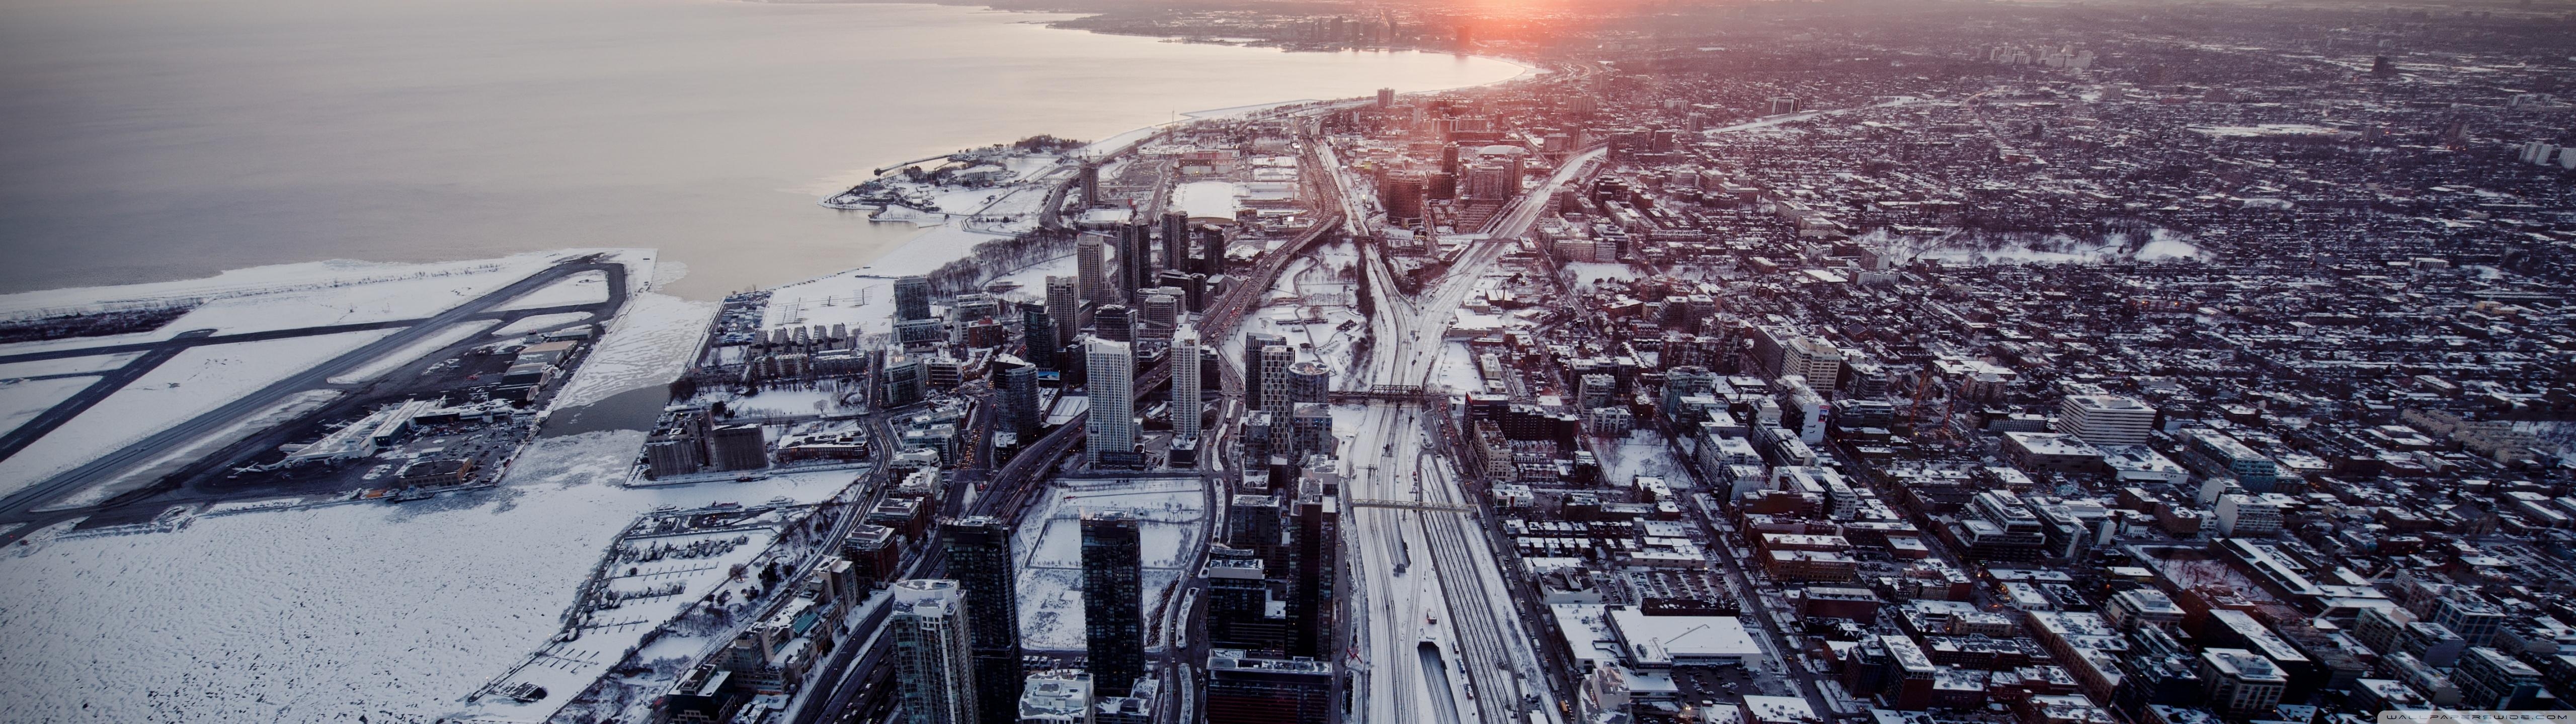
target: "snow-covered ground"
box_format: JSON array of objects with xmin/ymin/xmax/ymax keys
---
[
  {"xmin": 1430, "ymin": 342, "xmax": 1486, "ymax": 395},
  {"xmin": 0, "ymin": 377, "xmax": 95, "ymax": 438},
  {"xmin": 0, "ymin": 330, "xmax": 398, "ymax": 499},
  {"xmin": 759, "ymin": 270, "xmax": 901, "ymax": 341},
  {"xmin": 1593, "ymin": 430, "xmax": 1688, "ymax": 488},
  {"xmin": 0, "ymin": 429, "xmax": 855, "ymax": 723},
  {"xmin": 695, "ymin": 384, "xmax": 865, "ymax": 419},
  {"xmin": 549, "ymin": 293, "xmax": 714, "ymax": 413},
  {"xmin": 866, "ymin": 224, "xmax": 1018, "ymax": 279},
  {"xmin": 326, "ymin": 321, "xmax": 496, "ymax": 385},
  {"xmin": 1562, "ymin": 261, "xmax": 1643, "ymax": 291},
  {"xmin": 983, "ymin": 254, "xmax": 1078, "ymax": 306},
  {"xmin": 1013, "ymin": 476, "xmax": 1207, "ymax": 652}
]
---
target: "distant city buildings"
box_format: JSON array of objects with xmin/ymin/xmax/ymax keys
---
[{"xmin": 641, "ymin": 7, "xmax": 2576, "ymax": 724}]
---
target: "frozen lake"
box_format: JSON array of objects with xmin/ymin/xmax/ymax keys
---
[{"xmin": 0, "ymin": 0, "xmax": 1522, "ymax": 300}]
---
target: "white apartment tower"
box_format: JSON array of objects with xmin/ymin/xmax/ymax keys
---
[
  {"xmin": 891, "ymin": 579, "xmax": 979, "ymax": 724},
  {"xmin": 1172, "ymin": 329, "xmax": 1203, "ymax": 440},
  {"xmin": 2058, "ymin": 394, "xmax": 2157, "ymax": 446},
  {"xmin": 1085, "ymin": 338, "xmax": 1136, "ymax": 466}
]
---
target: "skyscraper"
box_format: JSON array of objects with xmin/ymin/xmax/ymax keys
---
[
  {"xmin": 1077, "ymin": 234, "xmax": 1112, "ymax": 306},
  {"xmin": 939, "ymin": 519, "xmax": 1022, "ymax": 724},
  {"xmin": 1159, "ymin": 210, "xmax": 1187, "ymax": 272},
  {"xmin": 1120, "ymin": 221, "xmax": 1152, "ymax": 303},
  {"xmin": 1171, "ymin": 329, "xmax": 1203, "ymax": 441},
  {"xmin": 995, "ymin": 355, "xmax": 1039, "ymax": 440},
  {"xmin": 1044, "ymin": 276, "xmax": 1080, "ymax": 351},
  {"xmin": 1242, "ymin": 333, "xmax": 1286, "ymax": 411},
  {"xmin": 1018, "ymin": 302, "xmax": 1057, "ymax": 372},
  {"xmin": 1077, "ymin": 162, "xmax": 1100, "ymax": 206},
  {"xmin": 895, "ymin": 276, "xmax": 933, "ymax": 322},
  {"xmin": 890, "ymin": 579, "xmax": 978, "ymax": 724},
  {"xmin": 1082, "ymin": 510, "xmax": 1145, "ymax": 696},
  {"xmin": 1196, "ymin": 225, "xmax": 1226, "ymax": 276},
  {"xmin": 1259, "ymin": 345, "xmax": 1296, "ymax": 418},
  {"xmin": 1084, "ymin": 338, "xmax": 1135, "ymax": 467},
  {"xmin": 1287, "ymin": 497, "xmax": 1337, "ymax": 658}
]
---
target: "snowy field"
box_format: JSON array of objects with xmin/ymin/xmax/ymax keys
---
[
  {"xmin": 1594, "ymin": 430, "xmax": 1688, "ymax": 488},
  {"xmin": 0, "ymin": 330, "xmax": 398, "ymax": 499},
  {"xmin": 696, "ymin": 384, "xmax": 866, "ymax": 419},
  {"xmin": 1562, "ymin": 261, "xmax": 1644, "ymax": 291},
  {"xmin": 862, "ymin": 224, "xmax": 1016, "ymax": 279},
  {"xmin": 759, "ymin": 270, "xmax": 902, "ymax": 341},
  {"xmin": 1430, "ymin": 342, "xmax": 1486, "ymax": 395},
  {"xmin": 1013, "ymin": 477, "xmax": 1207, "ymax": 651},
  {"xmin": 549, "ymin": 293, "xmax": 714, "ymax": 412},
  {"xmin": 0, "ymin": 430, "xmax": 856, "ymax": 723},
  {"xmin": 983, "ymin": 253, "xmax": 1077, "ymax": 306}
]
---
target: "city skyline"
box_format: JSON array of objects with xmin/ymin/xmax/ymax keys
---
[{"xmin": 4, "ymin": 1, "xmax": 2575, "ymax": 722}]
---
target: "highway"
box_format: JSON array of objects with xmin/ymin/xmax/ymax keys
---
[{"xmin": 0, "ymin": 256, "xmax": 629, "ymax": 521}]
